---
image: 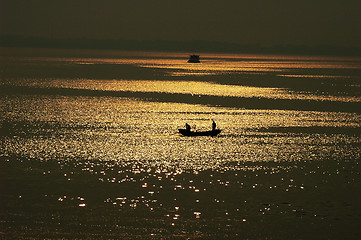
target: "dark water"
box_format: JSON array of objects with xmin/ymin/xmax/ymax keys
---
[{"xmin": 1, "ymin": 48, "xmax": 361, "ymax": 239}]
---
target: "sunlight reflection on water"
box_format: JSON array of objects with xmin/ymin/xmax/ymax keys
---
[
  {"xmin": 1, "ymin": 95, "xmax": 360, "ymax": 238},
  {"xmin": 1, "ymin": 49, "xmax": 361, "ymax": 238},
  {"xmin": 2, "ymin": 96, "xmax": 360, "ymax": 172},
  {"xmin": 3, "ymin": 51, "xmax": 361, "ymax": 103},
  {"xmin": 6, "ymin": 78, "xmax": 361, "ymax": 103}
]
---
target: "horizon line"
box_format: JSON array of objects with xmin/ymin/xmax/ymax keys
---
[{"xmin": 1, "ymin": 35, "xmax": 361, "ymax": 57}]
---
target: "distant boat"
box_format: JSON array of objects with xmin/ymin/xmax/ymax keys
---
[
  {"xmin": 178, "ymin": 129, "xmax": 221, "ymax": 137},
  {"xmin": 187, "ymin": 55, "xmax": 200, "ymax": 63}
]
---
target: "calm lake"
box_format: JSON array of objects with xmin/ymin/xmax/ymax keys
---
[{"xmin": 1, "ymin": 48, "xmax": 361, "ymax": 239}]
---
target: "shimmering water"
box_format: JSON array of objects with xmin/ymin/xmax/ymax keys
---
[{"xmin": 1, "ymin": 48, "xmax": 361, "ymax": 239}]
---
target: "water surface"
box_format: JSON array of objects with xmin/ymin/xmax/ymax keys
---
[{"xmin": 1, "ymin": 48, "xmax": 361, "ymax": 239}]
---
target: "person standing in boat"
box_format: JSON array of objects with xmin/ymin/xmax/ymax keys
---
[
  {"xmin": 185, "ymin": 123, "xmax": 191, "ymax": 132},
  {"xmin": 212, "ymin": 120, "xmax": 216, "ymax": 131}
]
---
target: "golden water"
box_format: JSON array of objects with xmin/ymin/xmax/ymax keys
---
[{"xmin": 1, "ymin": 48, "xmax": 361, "ymax": 239}]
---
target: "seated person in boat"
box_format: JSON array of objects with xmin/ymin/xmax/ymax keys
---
[{"xmin": 212, "ymin": 120, "xmax": 216, "ymax": 131}]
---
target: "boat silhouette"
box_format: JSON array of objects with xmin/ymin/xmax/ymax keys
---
[
  {"xmin": 187, "ymin": 55, "xmax": 200, "ymax": 63},
  {"xmin": 178, "ymin": 129, "xmax": 221, "ymax": 137}
]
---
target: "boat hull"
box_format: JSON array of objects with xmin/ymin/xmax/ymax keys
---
[
  {"xmin": 178, "ymin": 129, "xmax": 221, "ymax": 137},
  {"xmin": 187, "ymin": 59, "xmax": 200, "ymax": 63},
  {"xmin": 187, "ymin": 55, "xmax": 200, "ymax": 63}
]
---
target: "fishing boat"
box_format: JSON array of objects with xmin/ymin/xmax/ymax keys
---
[
  {"xmin": 178, "ymin": 129, "xmax": 221, "ymax": 137},
  {"xmin": 187, "ymin": 55, "xmax": 200, "ymax": 63}
]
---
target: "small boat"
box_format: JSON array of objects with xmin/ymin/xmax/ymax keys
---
[
  {"xmin": 178, "ymin": 129, "xmax": 221, "ymax": 137},
  {"xmin": 187, "ymin": 55, "xmax": 200, "ymax": 63}
]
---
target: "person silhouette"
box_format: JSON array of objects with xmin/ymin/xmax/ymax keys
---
[
  {"xmin": 212, "ymin": 120, "xmax": 216, "ymax": 131},
  {"xmin": 185, "ymin": 123, "xmax": 191, "ymax": 132}
]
